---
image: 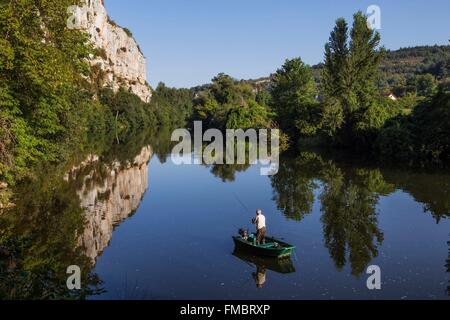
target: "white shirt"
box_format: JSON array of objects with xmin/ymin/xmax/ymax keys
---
[
  {"xmin": 255, "ymin": 214, "xmax": 266, "ymax": 230},
  {"xmin": 255, "ymin": 271, "xmax": 266, "ymax": 286}
]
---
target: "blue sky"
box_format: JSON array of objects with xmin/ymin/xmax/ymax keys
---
[{"xmin": 105, "ymin": 0, "xmax": 450, "ymax": 88}]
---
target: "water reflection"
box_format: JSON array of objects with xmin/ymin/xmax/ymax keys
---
[
  {"xmin": 270, "ymin": 152, "xmax": 450, "ymax": 278},
  {"xmin": 0, "ymin": 131, "xmax": 154, "ymax": 299},
  {"xmin": 67, "ymin": 146, "xmax": 152, "ymax": 262},
  {"xmin": 320, "ymin": 170, "xmax": 385, "ymax": 276},
  {"xmin": 233, "ymin": 251, "xmax": 296, "ymax": 288},
  {"xmin": 270, "ymin": 153, "xmax": 321, "ymax": 221},
  {"xmin": 209, "ymin": 164, "xmax": 251, "ymax": 182},
  {"xmin": 1, "ymin": 134, "xmax": 449, "ymax": 299},
  {"xmin": 447, "ymin": 239, "xmax": 450, "ymax": 296},
  {"xmin": 381, "ymin": 170, "xmax": 450, "ymax": 223},
  {"xmin": 0, "ymin": 159, "xmax": 103, "ymax": 299}
]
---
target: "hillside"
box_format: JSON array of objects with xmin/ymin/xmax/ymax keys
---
[
  {"xmin": 243, "ymin": 45, "xmax": 450, "ymax": 95},
  {"xmin": 381, "ymin": 45, "xmax": 450, "ymax": 80},
  {"xmin": 379, "ymin": 45, "xmax": 450, "ymax": 92}
]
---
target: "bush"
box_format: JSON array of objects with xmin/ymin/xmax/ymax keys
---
[
  {"xmin": 376, "ymin": 118, "xmax": 415, "ymax": 162},
  {"xmin": 193, "ymin": 74, "xmax": 274, "ymax": 131},
  {"xmin": 376, "ymin": 90, "xmax": 450, "ymax": 163},
  {"xmin": 412, "ymin": 90, "xmax": 450, "ymax": 161},
  {"xmin": 100, "ymin": 88, "xmax": 157, "ymax": 135}
]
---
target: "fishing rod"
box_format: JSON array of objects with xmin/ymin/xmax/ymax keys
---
[
  {"xmin": 232, "ymin": 191, "xmax": 251, "ymax": 216},
  {"xmin": 230, "ymin": 191, "xmax": 254, "ymax": 231},
  {"xmin": 231, "ymin": 191, "xmax": 289, "ymax": 240}
]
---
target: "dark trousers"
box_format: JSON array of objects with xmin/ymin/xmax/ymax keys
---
[{"xmin": 256, "ymin": 227, "xmax": 266, "ymax": 244}]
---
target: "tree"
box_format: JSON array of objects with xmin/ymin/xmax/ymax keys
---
[
  {"xmin": 415, "ymin": 74, "xmax": 437, "ymax": 97},
  {"xmin": 100, "ymin": 88, "xmax": 157, "ymax": 135},
  {"xmin": 0, "ymin": 0, "xmax": 95, "ymax": 185},
  {"xmin": 322, "ymin": 18, "xmax": 350, "ymax": 108},
  {"xmin": 141, "ymin": 82, "xmax": 193, "ymax": 129},
  {"xmin": 255, "ymin": 89, "xmax": 272, "ymax": 107},
  {"xmin": 376, "ymin": 90, "xmax": 450, "ymax": 163},
  {"xmin": 349, "ymin": 12, "xmax": 384, "ymax": 106},
  {"xmin": 193, "ymin": 73, "xmax": 274, "ymax": 131},
  {"xmin": 271, "ymin": 58, "xmax": 319, "ymax": 138},
  {"xmin": 321, "ymin": 12, "xmax": 386, "ymax": 146}
]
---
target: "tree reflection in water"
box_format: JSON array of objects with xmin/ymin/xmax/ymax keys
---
[
  {"xmin": 1, "ymin": 131, "xmax": 449, "ymax": 298},
  {"xmin": 270, "ymin": 152, "xmax": 322, "ymax": 221},
  {"xmin": 319, "ymin": 167, "xmax": 391, "ymax": 276},
  {"xmin": 447, "ymin": 240, "xmax": 450, "ymax": 296},
  {"xmin": 202, "ymin": 148, "xmax": 449, "ymax": 279},
  {"xmin": 0, "ymin": 129, "xmax": 157, "ymax": 299},
  {"xmin": 0, "ymin": 157, "xmax": 104, "ymax": 299}
]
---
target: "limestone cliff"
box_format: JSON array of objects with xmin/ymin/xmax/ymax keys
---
[
  {"xmin": 77, "ymin": 0, "xmax": 152, "ymax": 102},
  {"xmin": 66, "ymin": 146, "xmax": 152, "ymax": 262}
]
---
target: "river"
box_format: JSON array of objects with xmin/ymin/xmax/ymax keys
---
[{"xmin": 1, "ymin": 131, "xmax": 449, "ymax": 300}]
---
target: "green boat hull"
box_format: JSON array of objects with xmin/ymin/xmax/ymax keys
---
[{"xmin": 232, "ymin": 235, "xmax": 296, "ymax": 259}]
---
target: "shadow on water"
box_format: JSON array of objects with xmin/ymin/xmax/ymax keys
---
[{"xmin": 1, "ymin": 132, "xmax": 449, "ymax": 299}]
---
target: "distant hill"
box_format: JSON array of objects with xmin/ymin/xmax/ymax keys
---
[
  {"xmin": 379, "ymin": 45, "xmax": 450, "ymax": 86},
  {"xmin": 241, "ymin": 45, "xmax": 450, "ymax": 95}
]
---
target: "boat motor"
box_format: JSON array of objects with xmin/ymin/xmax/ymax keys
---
[{"xmin": 238, "ymin": 228, "xmax": 249, "ymax": 240}]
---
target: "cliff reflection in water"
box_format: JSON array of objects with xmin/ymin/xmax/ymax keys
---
[
  {"xmin": 1, "ymin": 134, "xmax": 449, "ymax": 299},
  {"xmin": 66, "ymin": 146, "xmax": 152, "ymax": 262},
  {"xmin": 0, "ymin": 135, "xmax": 153, "ymax": 299}
]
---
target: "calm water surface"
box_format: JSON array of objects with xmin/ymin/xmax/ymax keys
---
[{"xmin": 1, "ymin": 134, "xmax": 449, "ymax": 300}]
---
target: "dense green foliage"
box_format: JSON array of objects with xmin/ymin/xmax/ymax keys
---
[
  {"xmin": 2, "ymin": 2, "xmax": 450, "ymax": 210},
  {"xmin": 271, "ymin": 58, "xmax": 321, "ymax": 138},
  {"xmin": 320, "ymin": 12, "xmax": 389, "ymax": 146},
  {"xmin": 250, "ymin": 45, "xmax": 450, "ymax": 97},
  {"xmin": 0, "ymin": 162, "xmax": 104, "ymax": 299},
  {"xmin": 405, "ymin": 73, "xmax": 438, "ymax": 97},
  {"xmin": 193, "ymin": 73, "xmax": 274, "ymax": 130},
  {"xmin": 149, "ymin": 82, "xmax": 193, "ymax": 127},
  {"xmin": 0, "ymin": 0, "xmax": 93, "ymax": 186},
  {"xmin": 167, "ymin": 12, "xmax": 449, "ymax": 165},
  {"xmin": 379, "ymin": 45, "xmax": 450, "ymax": 95},
  {"xmin": 99, "ymin": 88, "xmax": 156, "ymax": 135},
  {"xmin": 3, "ymin": 0, "xmax": 449, "ymax": 300},
  {"xmin": 376, "ymin": 90, "xmax": 450, "ymax": 163},
  {"xmin": 262, "ymin": 12, "xmax": 449, "ymax": 164},
  {"xmin": 0, "ymin": 1, "xmax": 194, "ymax": 207},
  {"xmin": 0, "ymin": 128, "xmax": 159, "ymax": 299}
]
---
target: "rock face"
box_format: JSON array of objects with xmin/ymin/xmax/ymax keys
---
[
  {"xmin": 77, "ymin": 0, "xmax": 151, "ymax": 102},
  {"xmin": 66, "ymin": 146, "xmax": 152, "ymax": 262}
]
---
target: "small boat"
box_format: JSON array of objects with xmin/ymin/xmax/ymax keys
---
[{"xmin": 232, "ymin": 233, "xmax": 296, "ymax": 259}]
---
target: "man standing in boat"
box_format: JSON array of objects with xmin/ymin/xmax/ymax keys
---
[{"xmin": 252, "ymin": 209, "xmax": 266, "ymax": 245}]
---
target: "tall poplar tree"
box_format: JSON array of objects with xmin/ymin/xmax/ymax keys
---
[{"xmin": 321, "ymin": 12, "xmax": 386, "ymax": 145}]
